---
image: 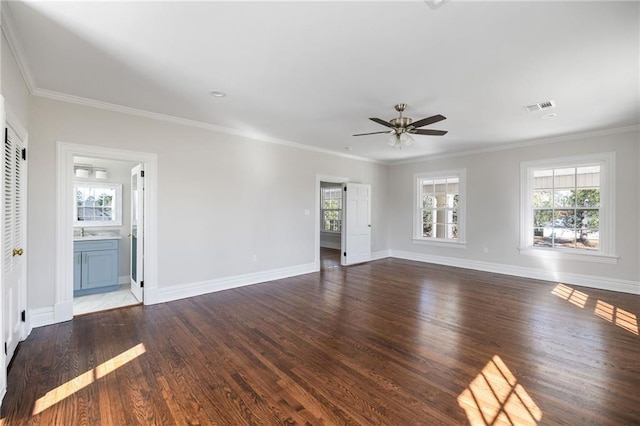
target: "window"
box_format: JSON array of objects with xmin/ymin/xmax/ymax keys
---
[
  {"xmin": 520, "ymin": 153, "xmax": 616, "ymax": 262},
  {"xmin": 74, "ymin": 182, "xmax": 123, "ymax": 227},
  {"xmin": 414, "ymin": 169, "xmax": 466, "ymax": 245},
  {"xmin": 321, "ymin": 186, "xmax": 342, "ymax": 232}
]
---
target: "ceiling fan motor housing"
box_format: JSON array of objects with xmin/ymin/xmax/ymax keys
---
[{"xmin": 391, "ymin": 117, "xmax": 413, "ymax": 130}]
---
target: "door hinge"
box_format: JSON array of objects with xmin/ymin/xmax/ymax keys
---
[
  {"xmin": 140, "ymin": 280, "xmax": 144, "ymax": 288},
  {"xmin": 343, "ymin": 252, "xmax": 347, "ymax": 257},
  {"xmin": 4, "ymin": 342, "xmax": 6, "ymax": 355},
  {"xmin": 21, "ymin": 310, "xmax": 26, "ymax": 322},
  {"xmin": 343, "ymin": 186, "xmax": 347, "ymax": 192},
  {"xmin": 22, "ymin": 148, "xmax": 27, "ymax": 160},
  {"xmin": 140, "ymin": 170, "xmax": 145, "ymax": 178}
]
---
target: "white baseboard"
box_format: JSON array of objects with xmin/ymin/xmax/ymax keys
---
[
  {"xmin": 320, "ymin": 242, "xmax": 341, "ymax": 250},
  {"xmin": 156, "ymin": 262, "xmax": 317, "ymax": 304},
  {"xmin": 371, "ymin": 250, "xmax": 390, "ymax": 261},
  {"xmin": 30, "ymin": 306, "xmax": 56, "ymax": 328},
  {"xmin": 118, "ymin": 275, "xmax": 129, "ymax": 285},
  {"xmin": 390, "ymin": 250, "xmax": 640, "ymax": 295}
]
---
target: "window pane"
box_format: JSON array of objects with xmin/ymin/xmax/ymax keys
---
[
  {"xmin": 422, "ymin": 194, "xmax": 435, "ymax": 209},
  {"xmin": 534, "ymin": 169, "xmax": 553, "ymax": 189},
  {"xmin": 553, "ymin": 210, "xmax": 576, "ymax": 230},
  {"xmin": 554, "ymin": 190, "xmax": 575, "ymax": 208},
  {"xmin": 554, "ymin": 168, "xmax": 575, "ymax": 188},
  {"xmin": 422, "ymin": 220, "xmax": 433, "ymax": 238},
  {"xmin": 576, "ymin": 165, "xmax": 600, "ymax": 188},
  {"xmin": 533, "ymin": 190, "xmax": 552, "ymax": 208},
  {"xmin": 533, "ymin": 209, "xmax": 553, "ymax": 227},
  {"xmin": 576, "ymin": 189, "xmax": 599, "ymax": 207}
]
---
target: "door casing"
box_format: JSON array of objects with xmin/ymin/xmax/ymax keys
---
[{"xmin": 56, "ymin": 142, "xmax": 158, "ymax": 323}]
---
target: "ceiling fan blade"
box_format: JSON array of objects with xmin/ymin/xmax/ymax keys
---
[
  {"xmin": 353, "ymin": 131, "xmax": 393, "ymax": 136},
  {"xmin": 369, "ymin": 117, "xmax": 395, "ymax": 129},
  {"xmin": 411, "ymin": 129, "xmax": 448, "ymax": 136},
  {"xmin": 409, "ymin": 114, "xmax": 447, "ymax": 129}
]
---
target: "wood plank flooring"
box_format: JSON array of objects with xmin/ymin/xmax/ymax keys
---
[{"xmin": 2, "ymin": 258, "xmax": 639, "ymax": 425}]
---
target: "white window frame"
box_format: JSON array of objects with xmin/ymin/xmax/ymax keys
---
[
  {"xmin": 413, "ymin": 169, "xmax": 466, "ymax": 248},
  {"xmin": 321, "ymin": 186, "xmax": 343, "ymax": 233},
  {"xmin": 519, "ymin": 152, "xmax": 617, "ymax": 264}
]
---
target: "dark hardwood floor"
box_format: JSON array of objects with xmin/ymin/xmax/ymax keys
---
[
  {"xmin": 320, "ymin": 247, "xmax": 341, "ymax": 270},
  {"xmin": 2, "ymin": 258, "xmax": 639, "ymax": 425}
]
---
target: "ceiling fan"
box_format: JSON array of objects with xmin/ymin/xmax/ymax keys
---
[{"xmin": 353, "ymin": 103, "xmax": 447, "ymax": 148}]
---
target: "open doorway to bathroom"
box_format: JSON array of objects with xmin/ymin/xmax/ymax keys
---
[{"xmin": 72, "ymin": 156, "xmax": 140, "ymax": 315}]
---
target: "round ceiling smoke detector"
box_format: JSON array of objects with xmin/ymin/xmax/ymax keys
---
[
  {"xmin": 541, "ymin": 113, "xmax": 557, "ymax": 119},
  {"xmin": 209, "ymin": 91, "xmax": 227, "ymax": 98}
]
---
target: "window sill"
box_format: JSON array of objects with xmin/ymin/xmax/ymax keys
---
[
  {"xmin": 518, "ymin": 247, "xmax": 618, "ymax": 264},
  {"xmin": 412, "ymin": 238, "xmax": 467, "ymax": 249}
]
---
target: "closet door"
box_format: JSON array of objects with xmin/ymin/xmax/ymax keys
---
[{"xmin": 3, "ymin": 124, "xmax": 27, "ymax": 367}]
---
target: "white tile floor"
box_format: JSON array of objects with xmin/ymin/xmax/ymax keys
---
[{"xmin": 73, "ymin": 285, "xmax": 141, "ymax": 316}]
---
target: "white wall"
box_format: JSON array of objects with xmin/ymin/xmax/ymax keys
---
[
  {"xmin": 28, "ymin": 97, "xmax": 390, "ymax": 310},
  {"xmin": 388, "ymin": 129, "xmax": 640, "ymax": 293},
  {"xmin": 1, "ymin": 32, "xmax": 29, "ymax": 127}
]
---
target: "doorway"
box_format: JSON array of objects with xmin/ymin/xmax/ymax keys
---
[
  {"xmin": 319, "ymin": 181, "xmax": 343, "ymax": 270},
  {"xmin": 71, "ymin": 156, "xmax": 140, "ymax": 315},
  {"xmin": 55, "ymin": 143, "xmax": 157, "ymax": 323}
]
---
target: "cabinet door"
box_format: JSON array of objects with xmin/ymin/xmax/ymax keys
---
[
  {"xmin": 73, "ymin": 252, "xmax": 82, "ymax": 291},
  {"xmin": 82, "ymin": 250, "xmax": 118, "ymax": 289}
]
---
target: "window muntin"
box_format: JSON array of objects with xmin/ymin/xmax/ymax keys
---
[
  {"xmin": 414, "ymin": 170, "xmax": 465, "ymax": 244},
  {"xmin": 532, "ymin": 165, "xmax": 600, "ymax": 250},
  {"xmin": 321, "ymin": 187, "xmax": 342, "ymax": 232}
]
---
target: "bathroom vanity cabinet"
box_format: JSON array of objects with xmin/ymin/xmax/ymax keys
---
[{"xmin": 73, "ymin": 238, "xmax": 119, "ymax": 296}]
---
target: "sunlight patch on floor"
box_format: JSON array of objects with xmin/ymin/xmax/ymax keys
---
[
  {"xmin": 595, "ymin": 301, "xmax": 639, "ymax": 335},
  {"xmin": 552, "ymin": 284, "xmax": 638, "ymax": 336},
  {"xmin": 457, "ymin": 355, "xmax": 542, "ymax": 425},
  {"xmin": 551, "ymin": 283, "xmax": 588, "ymax": 308},
  {"xmin": 32, "ymin": 343, "xmax": 146, "ymax": 415}
]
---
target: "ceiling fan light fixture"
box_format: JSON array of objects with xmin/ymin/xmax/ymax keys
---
[{"xmin": 387, "ymin": 132, "xmax": 414, "ymax": 149}]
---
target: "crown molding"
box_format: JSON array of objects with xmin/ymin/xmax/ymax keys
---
[
  {"xmin": 389, "ymin": 124, "xmax": 640, "ymax": 166},
  {"xmin": 33, "ymin": 88, "xmax": 383, "ymax": 165},
  {"xmin": 1, "ymin": 4, "xmax": 36, "ymax": 93}
]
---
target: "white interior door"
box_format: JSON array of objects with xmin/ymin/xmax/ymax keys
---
[
  {"xmin": 3, "ymin": 125, "xmax": 26, "ymax": 366},
  {"xmin": 130, "ymin": 165, "xmax": 144, "ymax": 302},
  {"xmin": 341, "ymin": 183, "xmax": 371, "ymax": 265}
]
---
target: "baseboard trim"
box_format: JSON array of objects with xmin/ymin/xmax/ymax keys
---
[
  {"xmin": 30, "ymin": 307, "xmax": 56, "ymax": 328},
  {"xmin": 118, "ymin": 275, "xmax": 129, "ymax": 285},
  {"xmin": 371, "ymin": 250, "xmax": 391, "ymax": 261},
  {"xmin": 320, "ymin": 242, "xmax": 341, "ymax": 250},
  {"xmin": 156, "ymin": 262, "xmax": 318, "ymax": 304},
  {"xmin": 390, "ymin": 250, "xmax": 640, "ymax": 295}
]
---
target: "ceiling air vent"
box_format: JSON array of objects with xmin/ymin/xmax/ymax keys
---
[{"xmin": 524, "ymin": 100, "xmax": 556, "ymax": 113}]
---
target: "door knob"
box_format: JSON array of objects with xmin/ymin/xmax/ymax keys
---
[
  {"xmin": 127, "ymin": 233, "xmax": 132, "ymax": 237},
  {"xmin": 12, "ymin": 248, "xmax": 23, "ymax": 256}
]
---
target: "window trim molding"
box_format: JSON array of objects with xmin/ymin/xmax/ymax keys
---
[
  {"xmin": 519, "ymin": 152, "xmax": 617, "ymax": 262},
  {"xmin": 413, "ymin": 168, "xmax": 467, "ymax": 245}
]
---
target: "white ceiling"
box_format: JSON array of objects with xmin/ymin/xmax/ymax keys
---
[{"xmin": 4, "ymin": 1, "xmax": 639, "ymax": 162}]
